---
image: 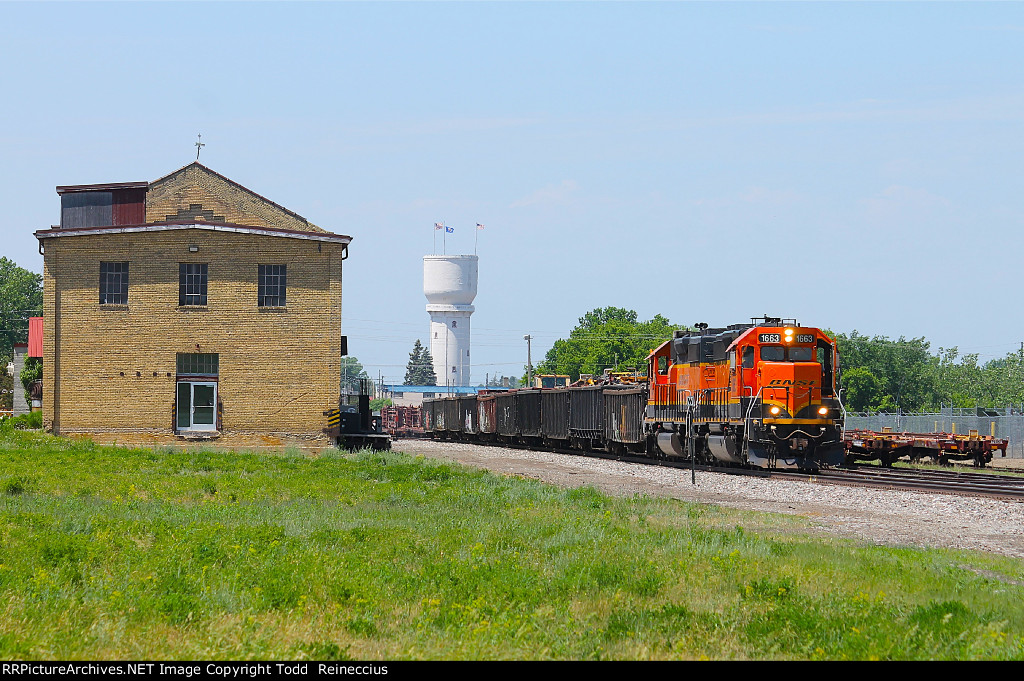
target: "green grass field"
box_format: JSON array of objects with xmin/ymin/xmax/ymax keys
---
[{"xmin": 1, "ymin": 420, "xmax": 1023, "ymax": 660}]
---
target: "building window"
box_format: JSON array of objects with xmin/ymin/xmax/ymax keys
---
[
  {"xmin": 179, "ymin": 263, "xmax": 208, "ymax": 306},
  {"xmin": 258, "ymin": 264, "xmax": 287, "ymax": 307},
  {"xmin": 177, "ymin": 353, "xmax": 219, "ymax": 376},
  {"xmin": 176, "ymin": 353, "xmax": 219, "ymax": 432},
  {"xmin": 99, "ymin": 262, "xmax": 129, "ymax": 304}
]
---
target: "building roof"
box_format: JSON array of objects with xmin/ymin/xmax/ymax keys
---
[
  {"xmin": 45, "ymin": 162, "xmax": 339, "ymax": 239},
  {"xmin": 56, "ymin": 181, "xmax": 148, "ymax": 194},
  {"xmin": 34, "ymin": 220, "xmax": 351, "ymax": 244},
  {"xmin": 148, "ymin": 162, "xmax": 325, "ymax": 232}
]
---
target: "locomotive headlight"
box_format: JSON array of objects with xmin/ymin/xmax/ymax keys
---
[
  {"xmin": 818, "ymin": 406, "xmax": 829, "ymax": 416},
  {"xmin": 784, "ymin": 329, "xmax": 794, "ymax": 343},
  {"xmin": 769, "ymin": 406, "xmax": 781, "ymax": 415}
]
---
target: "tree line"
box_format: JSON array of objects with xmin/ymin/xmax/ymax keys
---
[
  {"xmin": 830, "ymin": 331, "xmax": 1024, "ymax": 412},
  {"xmin": 533, "ymin": 307, "xmax": 1024, "ymax": 413}
]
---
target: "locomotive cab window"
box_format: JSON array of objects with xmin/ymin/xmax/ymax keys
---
[
  {"xmin": 657, "ymin": 356, "xmax": 669, "ymax": 374},
  {"xmin": 789, "ymin": 346, "xmax": 814, "ymax": 362},
  {"xmin": 742, "ymin": 346, "xmax": 754, "ymax": 368},
  {"xmin": 817, "ymin": 340, "xmax": 835, "ymax": 396},
  {"xmin": 760, "ymin": 346, "xmax": 785, "ymax": 361}
]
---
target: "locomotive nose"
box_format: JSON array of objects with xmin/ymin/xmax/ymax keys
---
[{"xmin": 758, "ymin": 361, "xmax": 821, "ymax": 416}]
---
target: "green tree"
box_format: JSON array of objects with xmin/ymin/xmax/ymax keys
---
[
  {"xmin": 834, "ymin": 331, "xmax": 944, "ymax": 411},
  {"xmin": 369, "ymin": 397, "xmax": 392, "ymax": 411},
  {"xmin": 0, "ymin": 371, "xmax": 12, "ymax": 411},
  {"xmin": 340, "ymin": 356, "xmax": 370, "ymax": 392},
  {"xmin": 833, "ymin": 331, "xmax": 938, "ymax": 411},
  {"xmin": 535, "ymin": 307, "xmax": 681, "ymax": 380},
  {"xmin": 840, "ymin": 367, "xmax": 884, "ymax": 412},
  {"xmin": 979, "ymin": 353, "xmax": 1024, "ymax": 407},
  {"xmin": 829, "ymin": 329, "xmax": 1024, "ymax": 412},
  {"xmin": 404, "ymin": 339, "xmax": 437, "ymax": 385},
  {"xmin": 0, "ymin": 258, "xmax": 42, "ymax": 364},
  {"xmin": 20, "ymin": 356, "xmax": 41, "ymax": 406}
]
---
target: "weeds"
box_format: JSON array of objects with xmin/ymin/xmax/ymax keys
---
[{"xmin": 0, "ymin": 427, "xmax": 1021, "ymax": 659}]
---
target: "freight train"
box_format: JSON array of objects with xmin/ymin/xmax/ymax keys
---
[{"xmin": 423, "ymin": 317, "xmax": 845, "ymax": 471}]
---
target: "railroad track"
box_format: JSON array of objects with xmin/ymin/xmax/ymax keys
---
[
  {"xmin": 772, "ymin": 465, "xmax": 1024, "ymax": 501},
  {"xmin": 414, "ymin": 437, "xmax": 1024, "ymax": 501}
]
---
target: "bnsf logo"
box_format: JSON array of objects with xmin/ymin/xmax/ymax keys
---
[{"xmin": 767, "ymin": 379, "xmax": 816, "ymax": 387}]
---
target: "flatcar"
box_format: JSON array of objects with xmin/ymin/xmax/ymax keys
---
[{"xmin": 424, "ymin": 317, "xmax": 844, "ymax": 471}]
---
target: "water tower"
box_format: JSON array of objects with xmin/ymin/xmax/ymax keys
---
[{"xmin": 423, "ymin": 254, "xmax": 478, "ymax": 387}]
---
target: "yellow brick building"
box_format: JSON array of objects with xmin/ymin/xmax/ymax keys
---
[{"xmin": 34, "ymin": 163, "xmax": 351, "ymax": 447}]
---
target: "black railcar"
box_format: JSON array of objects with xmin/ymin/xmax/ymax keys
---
[
  {"xmin": 443, "ymin": 398, "xmax": 460, "ymax": 434},
  {"xmin": 496, "ymin": 392, "xmax": 518, "ymax": 437},
  {"xmin": 478, "ymin": 393, "xmax": 498, "ymax": 435},
  {"xmin": 458, "ymin": 395, "xmax": 479, "ymax": 435},
  {"xmin": 569, "ymin": 385, "xmax": 631, "ymax": 448},
  {"xmin": 517, "ymin": 389, "xmax": 543, "ymax": 438},
  {"xmin": 541, "ymin": 389, "xmax": 571, "ymax": 442},
  {"xmin": 604, "ymin": 387, "xmax": 648, "ymax": 452}
]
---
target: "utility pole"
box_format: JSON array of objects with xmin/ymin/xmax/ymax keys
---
[{"xmin": 524, "ymin": 335, "xmax": 533, "ymax": 388}]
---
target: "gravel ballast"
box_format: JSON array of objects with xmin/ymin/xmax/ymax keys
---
[{"xmin": 395, "ymin": 439, "xmax": 1024, "ymax": 559}]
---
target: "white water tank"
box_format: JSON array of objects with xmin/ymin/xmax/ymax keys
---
[{"xmin": 424, "ymin": 255, "xmax": 478, "ymax": 387}]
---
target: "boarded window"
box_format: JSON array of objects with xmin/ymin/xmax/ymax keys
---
[
  {"xmin": 179, "ymin": 263, "xmax": 208, "ymax": 306},
  {"xmin": 99, "ymin": 262, "xmax": 129, "ymax": 305},
  {"xmin": 176, "ymin": 353, "xmax": 219, "ymax": 376},
  {"xmin": 258, "ymin": 264, "xmax": 287, "ymax": 307},
  {"xmin": 61, "ymin": 192, "xmax": 112, "ymax": 228}
]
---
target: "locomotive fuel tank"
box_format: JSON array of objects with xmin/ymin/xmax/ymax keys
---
[
  {"xmin": 656, "ymin": 430, "xmax": 685, "ymax": 457},
  {"xmin": 707, "ymin": 434, "xmax": 744, "ymax": 464}
]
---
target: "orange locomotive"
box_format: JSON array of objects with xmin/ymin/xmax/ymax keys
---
[{"xmin": 645, "ymin": 316, "xmax": 844, "ymax": 470}]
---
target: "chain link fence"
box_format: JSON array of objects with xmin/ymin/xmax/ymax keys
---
[{"xmin": 845, "ymin": 407, "xmax": 1024, "ymax": 458}]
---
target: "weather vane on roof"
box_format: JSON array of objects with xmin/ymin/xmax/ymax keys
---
[{"xmin": 195, "ymin": 134, "xmax": 205, "ymax": 161}]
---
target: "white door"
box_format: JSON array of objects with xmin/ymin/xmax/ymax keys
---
[{"xmin": 176, "ymin": 381, "xmax": 217, "ymax": 431}]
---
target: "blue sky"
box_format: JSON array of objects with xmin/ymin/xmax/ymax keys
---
[{"xmin": 2, "ymin": 2, "xmax": 1023, "ymax": 383}]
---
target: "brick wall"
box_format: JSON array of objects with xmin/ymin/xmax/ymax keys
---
[
  {"xmin": 42, "ymin": 228, "xmax": 344, "ymax": 446},
  {"xmin": 145, "ymin": 164, "xmax": 326, "ymax": 233}
]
